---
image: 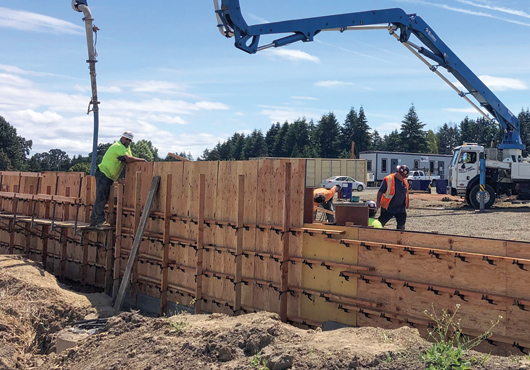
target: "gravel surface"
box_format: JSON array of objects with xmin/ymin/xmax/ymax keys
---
[{"xmin": 341, "ymin": 188, "xmax": 530, "ymax": 242}]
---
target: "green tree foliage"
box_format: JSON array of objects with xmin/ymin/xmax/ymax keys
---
[
  {"xmin": 519, "ymin": 109, "xmax": 530, "ymax": 157},
  {"xmin": 426, "ymin": 130, "xmax": 438, "ymax": 154},
  {"xmin": 383, "ymin": 130, "xmax": 402, "ymax": 152},
  {"xmin": 241, "ymin": 130, "xmax": 268, "ymax": 159},
  {"xmin": 436, "ymin": 123, "xmax": 460, "ymax": 155},
  {"xmin": 69, "ymin": 162, "xmax": 91, "ymax": 174},
  {"xmin": 339, "ymin": 107, "xmax": 372, "ymax": 158},
  {"xmin": 400, "ymin": 105, "xmax": 427, "ymax": 153},
  {"xmin": 459, "ymin": 116, "xmax": 501, "ymax": 147},
  {"xmin": 130, "ymin": 139, "xmax": 160, "ymax": 162},
  {"xmin": 0, "ymin": 116, "xmax": 32, "ymax": 171},
  {"xmin": 28, "ymin": 149, "xmax": 71, "ymax": 172},
  {"xmin": 371, "ymin": 130, "xmax": 384, "ymax": 151},
  {"xmin": 314, "ymin": 112, "xmax": 341, "ymax": 158}
]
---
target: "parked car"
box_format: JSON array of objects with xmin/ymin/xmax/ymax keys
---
[
  {"xmin": 408, "ymin": 170, "xmax": 440, "ymax": 185},
  {"xmin": 321, "ymin": 176, "xmax": 365, "ymax": 191}
]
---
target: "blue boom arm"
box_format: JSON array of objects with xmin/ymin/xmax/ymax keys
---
[{"xmin": 215, "ymin": 0, "xmax": 524, "ymax": 150}]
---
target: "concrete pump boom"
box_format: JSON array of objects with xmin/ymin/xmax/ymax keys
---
[{"xmin": 214, "ymin": 0, "xmax": 524, "ymax": 151}]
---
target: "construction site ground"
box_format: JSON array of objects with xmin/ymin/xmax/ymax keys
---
[{"xmin": 2, "ymin": 190, "xmax": 530, "ymax": 369}]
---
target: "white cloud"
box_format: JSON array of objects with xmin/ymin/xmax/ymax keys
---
[
  {"xmin": 266, "ymin": 49, "xmax": 321, "ymax": 63},
  {"xmin": 373, "ymin": 122, "xmax": 401, "ymax": 134},
  {"xmin": 444, "ymin": 107, "xmax": 480, "ymax": 114},
  {"xmin": 130, "ymin": 80, "xmax": 189, "ymax": 95},
  {"xmin": 291, "ymin": 96, "xmax": 319, "ymax": 101},
  {"xmin": 315, "ymin": 80, "xmax": 356, "ymax": 88},
  {"xmin": 0, "ymin": 7, "xmax": 83, "ymax": 35},
  {"xmin": 454, "ymin": 0, "xmax": 530, "ymax": 19},
  {"xmin": 452, "ymin": 75, "xmax": 527, "ymax": 92},
  {"xmin": 478, "ymin": 75, "xmax": 528, "ymax": 91}
]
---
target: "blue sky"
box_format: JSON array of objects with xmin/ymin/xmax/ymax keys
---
[{"xmin": 1, "ymin": 0, "xmax": 529, "ymax": 159}]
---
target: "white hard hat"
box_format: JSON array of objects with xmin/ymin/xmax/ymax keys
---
[{"xmin": 121, "ymin": 131, "xmax": 134, "ymax": 140}]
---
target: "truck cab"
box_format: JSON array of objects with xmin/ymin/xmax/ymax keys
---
[{"xmin": 448, "ymin": 144, "xmax": 482, "ymax": 197}]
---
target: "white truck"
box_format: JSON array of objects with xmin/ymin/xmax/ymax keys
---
[
  {"xmin": 408, "ymin": 170, "xmax": 440, "ymax": 183},
  {"xmin": 448, "ymin": 143, "xmax": 530, "ymax": 208}
]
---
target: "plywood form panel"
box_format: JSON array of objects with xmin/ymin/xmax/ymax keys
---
[{"xmin": 237, "ymin": 161, "xmax": 258, "ymax": 312}]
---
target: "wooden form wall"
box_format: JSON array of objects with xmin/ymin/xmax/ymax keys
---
[
  {"xmin": 0, "ymin": 171, "xmax": 113, "ymax": 290},
  {"xmin": 115, "ymin": 159, "xmax": 306, "ymax": 320},
  {"xmin": 299, "ymin": 224, "xmax": 530, "ymax": 356},
  {"xmin": 3, "ymin": 163, "xmax": 530, "ymax": 355}
]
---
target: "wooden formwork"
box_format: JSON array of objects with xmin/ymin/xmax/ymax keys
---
[{"xmin": 2, "ymin": 162, "xmax": 530, "ymax": 355}]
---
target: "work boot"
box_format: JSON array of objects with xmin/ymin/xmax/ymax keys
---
[{"xmin": 97, "ymin": 221, "xmax": 111, "ymax": 230}]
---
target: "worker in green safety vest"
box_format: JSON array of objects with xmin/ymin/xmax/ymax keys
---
[{"xmin": 366, "ymin": 201, "xmax": 383, "ymax": 228}]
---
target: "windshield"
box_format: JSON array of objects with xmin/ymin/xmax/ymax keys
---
[{"xmin": 451, "ymin": 149, "xmax": 460, "ymax": 168}]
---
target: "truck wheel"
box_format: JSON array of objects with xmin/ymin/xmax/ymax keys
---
[{"xmin": 469, "ymin": 184, "xmax": 496, "ymax": 209}]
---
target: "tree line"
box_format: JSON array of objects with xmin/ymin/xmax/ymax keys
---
[
  {"xmin": 200, "ymin": 105, "xmax": 530, "ymax": 160},
  {"xmin": 1, "ymin": 105, "xmax": 529, "ymax": 172}
]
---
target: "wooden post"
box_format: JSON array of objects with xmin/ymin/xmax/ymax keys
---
[
  {"xmin": 60, "ymin": 187, "xmax": 71, "ymax": 278},
  {"xmin": 42, "ymin": 186, "xmax": 52, "ymax": 268},
  {"xmin": 160, "ymin": 173, "xmax": 172, "ymax": 316},
  {"xmin": 195, "ymin": 174, "xmax": 205, "ymax": 314},
  {"xmin": 81, "ymin": 232, "xmax": 89, "ymax": 284},
  {"xmin": 233, "ymin": 175, "xmax": 245, "ymax": 315},
  {"xmin": 112, "ymin": 184, "xmax": 124, "ymax": 298},
  {"xmin": 131, "ymin": 172, "xmax": 142, "ymax": 306},
  {"xmin": 114, "ymin": 176, "xmax": 160, "ymax": 311},
  {"xmin": 280, "ymin": 162, "xmax": 291, "ymax": 322},
  {"xmin": 104, "ymin": 229, "xmax": 114, "ymax": 296},
  {"xmin": 8, "ymin": 219, "xmax": 15, "ymax": 255}
]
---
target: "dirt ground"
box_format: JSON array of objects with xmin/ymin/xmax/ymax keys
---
[{"xmin": 2, "ymin": 193, "xmax": 530, "ymax": 369}]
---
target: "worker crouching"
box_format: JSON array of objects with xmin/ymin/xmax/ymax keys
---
[{"xmin": 313, "ymin": 185, "xmax": 339, "ymax": 223}]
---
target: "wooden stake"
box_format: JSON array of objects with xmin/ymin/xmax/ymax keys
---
[
  {"xmin": 112, "ymin": 184, "xmax": 124, "ymax": 298},
  {"xmin": 195, "ymin": 174, "xmax": 205, "ymax": 314},
  {"xmin": 280, "ymin": 162, "xmax": 291, "ymax": 322},
  {"xmin": 160, "ymin": 173, "xmax": 172, "ymax": 316},
  {"xmin": 234, "ymin": 175, "xmax": 245, "ymax": 315},
  {"xmin": 114, "ymin": 175, "xmax": 160, "ymax": 311},
  {"xmin": 131, "ymin": 172, "xmax": 142, "ymax": 306}
]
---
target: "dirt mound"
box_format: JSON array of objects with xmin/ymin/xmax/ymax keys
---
[
  {"xmin": 0, "ymin": 255, "xmax": 114, "ymax": 369},
  {"xmin": 41, "ymin": 311, "xmax": 427, "ymax": 370},
  {"xmin": 3, "ymin": 255, "xmax": 530, "ymax": 370}
]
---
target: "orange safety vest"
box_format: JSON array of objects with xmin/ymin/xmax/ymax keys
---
[
  {"xmin": 313, "ymin": 187, "xmax": 336, "ymax": 209},
  {"xmin": 380, "ymin": 173, "xmax": 409, "ymax": 210}
]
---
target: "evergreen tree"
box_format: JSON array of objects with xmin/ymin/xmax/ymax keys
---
[
  {"xmin": 229, "ymin": 133, "xmax": 246, "ymax": 160},
  {"xmin": 0, "ymin": 116, "xmax": 32, "ymax": 171},
  {"xmin": 371, "ymin": 130, "xmax": 383, "ymax": 151},
  {"xmin": 265, "ymin": 123, "xmax": 281, "ymax": 156},
  {"xmin": 352, "ymin": 107, "xmax": 372, "ymax": 156},
  {"xmin": 400, "ymin": 105, "xmax": 427, "ymax": 153},
  {"xmin": 519, "ymin": 109, "xmax": 530, "ymax": 157},
  {"xmin": 340, "ymin": 107, "xmax": 358, "ymax": 155},
  {"xmin": 271, "ymin": 122, "xmax": 290, "ymax": 157},
  {"xmin": 426, "ymin": 130, "xmax": 438, "ymax": 154},
  {"xmin": 241, "ymin": 130, "xmax": 268, "ymax": 159},
  {"xmin": 315, "ymin": 112, "xmax": 341, "ymax": 158},
  {"xmin": 383, "ymin": 130, "xmax": 402, "ymax": 152},
  {"xmin": 436, "ymin": 123, "xmax": 460, "ymax": 155}
]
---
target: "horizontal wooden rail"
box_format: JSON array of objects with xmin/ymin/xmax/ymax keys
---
[
  {"xmin": 289, "ymin": 256, "xmax": 373, "ymax": 272},
  {"xmin": 341, "ymin": 271, "xmax": 530, "ymax": 310},
  {"xmin": 340, "ymin": 239, "xmax": 530, "ymax": 268}
]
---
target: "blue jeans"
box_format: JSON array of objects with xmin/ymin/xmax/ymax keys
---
[{"xmin": 89, "ymin": 168, "xmax": 114, "ymax": 226}]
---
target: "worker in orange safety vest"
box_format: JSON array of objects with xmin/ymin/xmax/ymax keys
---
[
  {"xmin": 313, "ymin": 185, "xmax": 339, "ymax": 223},
  {"xmin": 375, "ymin": 165, "xmax": 410, "ymax": 230}
]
